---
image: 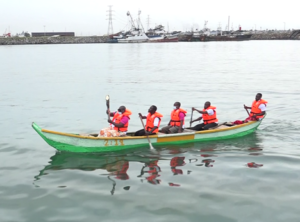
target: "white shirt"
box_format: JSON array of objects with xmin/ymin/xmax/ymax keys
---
[
  {"xmin": 257, "ymin": 104, "xmax": 266, "ymax": 120},
  {"xmin": 153, "ymin": 117, "xmax": 160, "ymax": 126},
  {"xmin": 259, "ymin": 104, "xmax": 266, "ymax": 112},
  {"xmin": 206, "ymin": 109, "xmax": 214, "ymax": 115}
]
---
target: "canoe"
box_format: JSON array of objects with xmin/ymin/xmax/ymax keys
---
[{"xmin": 32, "ymin": 117, "xmax": 265, "ymax": 153}]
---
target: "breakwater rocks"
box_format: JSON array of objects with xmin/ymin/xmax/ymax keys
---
[
  {"xmin": 251, "ymin": 30, "xmax": 300, "ymax": 40},
  {"xmin": 0, "ymin": 36, "xmax": 109, "ymax": 45}
]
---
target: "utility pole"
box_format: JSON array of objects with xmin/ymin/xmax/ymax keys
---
[{"xmin": 107, "ymin": 5, "xmax": 114, "ymax": 35}]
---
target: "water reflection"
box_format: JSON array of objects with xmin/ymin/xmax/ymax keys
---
[
  {"xmin": 170, "ymin": 157, "xmax": 185, "ymax": 175},
  {"xmin": 34, "ymin": 133, "xmax": 265, "ymax": 194},
  {"xmin": 140, "ymin": 160, "xmax": 161, "ymax": 185}
]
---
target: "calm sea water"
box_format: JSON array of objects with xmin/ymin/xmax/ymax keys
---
[{"xmin": 1, "ymin": 41, "xmax": 300, "ymax": 222}]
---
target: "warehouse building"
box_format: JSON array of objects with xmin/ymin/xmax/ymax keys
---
[{"xmin": 31, "ymin": 32, "xmax": 75, "ymax": 37}]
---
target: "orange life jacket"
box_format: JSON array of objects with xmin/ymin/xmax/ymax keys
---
[
  {"xmin": 250, "ymin": 99, "xmax": 267, "ymax": 119},
  {"xmin": 145, "ymin": 112, "xmax": 163, "ymax": 133},
  {"xmin": 170, "ymin": 108, "xmax": 187, "ymax": 127},
  {"xmin": 112, "ymin": 109, "xmax": 132, "ymax": 132},
  {"xmin": 202, "ymin": 106, "xmax": 218, "ymax": 124}
]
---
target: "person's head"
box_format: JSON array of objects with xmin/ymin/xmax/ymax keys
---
[
  {"xmin": 173, "ymin": 102, "xmax": 181, "ymax": 110},
  {"xmin": 204, "ymin": 101, "xmax": 211, "ymax": 109},
  {"xmin": 255, "ymin": 93, "xmax": 262, "ymax": 101},
  {"xmin": 148, "ymin": 105, "xmax": 157, "ymax": 114},
  {"xmin": 118, "ymin": 106, "xmax": 126, "ymax": 114}
]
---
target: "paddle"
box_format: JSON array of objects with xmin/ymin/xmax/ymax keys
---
[
  {"xmin": 190, "ymin": 109, "xmax": 194, "ymax": 127},
  {"xmin": 244, "ymin": 104, "xmax": 250, "ymax": 116},
  {"xmin": 106, "ymin": 95, "xmax": 110, "ymax": 119},
  {"xmin": 139, "ymin": 115, "xmax": 154, "ymax": 150}
]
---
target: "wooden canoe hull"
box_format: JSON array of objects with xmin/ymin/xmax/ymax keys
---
[{"xmin": 32, "ymin": 120, "xmax": 262, "ymax": 153}]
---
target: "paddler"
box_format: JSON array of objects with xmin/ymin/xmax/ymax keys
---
[
  {"xmin": 159, "ymin": 102, "xmax": 187, "ymax": 134},
  {"xmin": 189, "ymin": 101, "xmax": 218, "ymax": 131},
  {"xmin": 244, "ymin": 93, "xmax": 267, "ymax": 120},
  {"xmin": 107, "ymin": 106, "xmax": 132, "ymax": 133},
  {"xmin": 134, "ymin": 105, "xmax": 163, "ymax": 136}
]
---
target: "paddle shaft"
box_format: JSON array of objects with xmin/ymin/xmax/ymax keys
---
[
  {"xmin": 139, "ymin": 116, "xmax": 154, "ymax": 149},
  {"xmin": 244, "ymin": 107, "xmax": 250, "ymax": 116},
  {"xmin": 190, "ymin": 109, "xmax": 194, "ymax": 127}
]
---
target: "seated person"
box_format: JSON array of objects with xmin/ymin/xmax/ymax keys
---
[
  {"xmin": 160, "ymin": 102, "xmax": 187, "ymax": 134},
  {"xmin": 107, "ymin": 106, "xmax": 132, "ymax": 133},
  {"xmin": 244, "ymin": 93, "xmax": 267, "ymax": 121},
  {"xmin": 134, "ymin": 105, "xmax": 163, "ymax": 136},
  {"xmin": 189, "ymin": 101, "xmax": 218, "ymax": 131}
]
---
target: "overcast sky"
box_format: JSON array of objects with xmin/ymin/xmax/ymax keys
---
[{"xmin": 1, "ymin": 0, "xmax": 299, "ymax": 36}]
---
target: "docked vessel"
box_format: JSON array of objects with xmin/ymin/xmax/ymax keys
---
[
  {"xmin": 108, "ymin": 11, "xmax": 149, "ymax": 43},
  {"xmin": 32, "ymin": 117, "xmax": 265, "ymax": 153},
  {"xmin": 146, "ymin": 25, "xmax": 178, "ymax": 42},
  {"xmin": 193, "ymin": 32, "xmax": 252, "ymax": 42},
  {"xmin": 181, "ymin": 21, "xmax": 252, "ymax": 42}
]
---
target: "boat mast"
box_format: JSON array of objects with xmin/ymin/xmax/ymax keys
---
[
  {"xmin": 127, "ymin": 11, "xmax": 136, "ymax": 30},
  {"xmin": 147, "ymin": 15, "xmax": 150, "ymax": 31},
  {"xmin": 138, "ymin": 10, "xmax": 146, "ymax": 34},
  {"xmin": 228, "ymin": 16, "xmax": 230, "ymax": 31},
  {"xmin": 137, "ymin": 10, "xmax": 140, "ymax": 34}
]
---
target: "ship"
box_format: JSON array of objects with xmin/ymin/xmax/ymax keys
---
[
  {"xmin": 107, "ymin": 11, "xmax": 149, "ymax": 43},
  {"xmin": 146, "ymin": 25, "xmax": 179, "ymax": 42},
  {"xmin": 181, "ymin": 21, "xmax": 252, "ymax": 42}
]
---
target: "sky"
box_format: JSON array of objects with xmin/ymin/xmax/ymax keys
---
[{"xmin": 1, "ymin": 0, "xmax": 299, "ymax": 36}]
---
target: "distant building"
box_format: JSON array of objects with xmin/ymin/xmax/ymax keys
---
[{"xmin": 31, "ymin": 32, "xmax": 75, "ymax": 37}]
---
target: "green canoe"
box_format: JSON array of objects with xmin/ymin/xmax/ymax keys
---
[{"xmin": 32, "ymin": 117, "xmax": 264, "ymax": 153}]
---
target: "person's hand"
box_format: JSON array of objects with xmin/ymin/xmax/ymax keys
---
[
  {"xmin": 192, "ymin": 107, "xmax": 196, "ymax": 111},
  {"xmin": 243, "ymin": 104, "xmax": 247, "ymax": 109},
  {"xmin": 106, "ymin": 109, "xmax": 111, "ymax": 114},
  {"xmin": 138, "ymin": 113, "xmax": 142, "ymax": 118},
  {"xmin": 108, "ymin": 119, "xmax": 113, "ymax": 124}
]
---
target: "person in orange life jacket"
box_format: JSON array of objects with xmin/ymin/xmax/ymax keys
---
[
  {"xmin": 244, "ymin": 93, "xmax": 267, "ymax": 121},
  {"xmin": 189, "ymin": 101, "xmax": 218, "ymax": 131},
  {"xmin": 134, "ymin": 105, "xmax": 163, "ymax": 136},
  {"xmin": 107, "ymin": 106, "xmax": 132, "ymax": 132},
  {"xmin": 159, "ymin": 102, "xmax": 187, "ymax": 134}
]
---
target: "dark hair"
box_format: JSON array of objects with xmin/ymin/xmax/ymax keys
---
[
  {"xmin": 175, "ymin": 102, "xmax": 181, "ymax": 107},
  {"xmin": 257, "ymin": 93, "xmax": 262, "ymax": 97},
  {"xmin": 152, "ymin": 105, "xmax": 157, "ymax": 112}
]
